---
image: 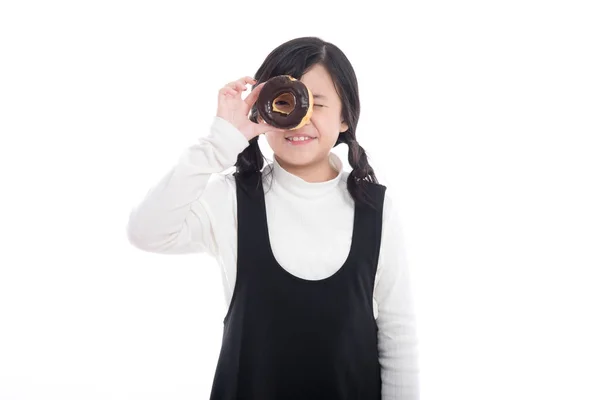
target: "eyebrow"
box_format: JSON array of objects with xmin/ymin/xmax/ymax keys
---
[{"xmin": 313, "ymin": 94, "xmax": 328, "ymax": 100}]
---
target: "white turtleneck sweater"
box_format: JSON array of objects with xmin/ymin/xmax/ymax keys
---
[{"xmin": 126, "ymin": 116, "xmax": 420, "ymax": 400}]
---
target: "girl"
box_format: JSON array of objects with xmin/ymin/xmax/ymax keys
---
[{"xmin": 127, "ymin": 36, "xmax": 419, "ymax": 400}]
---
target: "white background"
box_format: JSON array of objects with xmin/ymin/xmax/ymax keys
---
[{"xmin": 1, "ymin": 0, "xmax": 599, "ymax": 399}]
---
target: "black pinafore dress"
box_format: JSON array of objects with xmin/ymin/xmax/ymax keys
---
[{"xmin": 209, "ymin": 170, "xmax": 386, "ymax": 400}]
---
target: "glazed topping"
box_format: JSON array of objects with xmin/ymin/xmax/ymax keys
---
[{"xmin": 256, "ymin": 75, "xmax": 313, "ymax": 130}]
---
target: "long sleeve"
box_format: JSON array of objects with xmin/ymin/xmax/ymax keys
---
[
  {"xmin": 374, "ymin": 192, "xmax": 421, "ymax": 400},
  {"xmin": 126, "ymin": 116, "xmax": 249, "ymax": 255}
]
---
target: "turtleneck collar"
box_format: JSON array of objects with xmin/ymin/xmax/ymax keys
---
[{"xmin": 269, "ymin": 152, "xmax": 344, "ymax": 199}]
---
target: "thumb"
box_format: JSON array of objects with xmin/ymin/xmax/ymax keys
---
[
  {"xmin": 244, "ymin": 82, "xmax": 266, "ymax": 107},
  {"xmin": 253, "ymin": 119, "xmax": 286, "ymax": 136}
]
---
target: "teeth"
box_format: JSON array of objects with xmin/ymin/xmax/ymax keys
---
[{"xmin": 287, "ymin": 136, "xmax": 312, "ymax": 141}]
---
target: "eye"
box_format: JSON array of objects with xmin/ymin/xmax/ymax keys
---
[{"xmin": 314, "ymin": 104, "xmax": 325, "ymax": 107}]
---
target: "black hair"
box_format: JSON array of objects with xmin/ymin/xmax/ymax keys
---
[{"xmin": 235, "ymin": 36, "xmax": 379, "ymax": 209}]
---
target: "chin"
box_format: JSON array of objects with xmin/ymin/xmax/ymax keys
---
[
  {"xmin": 267, "ymin": 134, "xmax": 329, "ymax": 166},
  {"xmin": 274, "ymin": 150, "xmax": 317, "ymax": 167}
]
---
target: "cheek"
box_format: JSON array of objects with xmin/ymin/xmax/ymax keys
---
[
  {"xmin": 311, "ymin": 116, "xmax": 339, "ymax": 142},
  {"xmin": 264, "ymin": 131, "xmax": 284, "ymax": 148}
]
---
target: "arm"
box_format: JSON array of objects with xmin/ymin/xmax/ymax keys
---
[
  {"xmin": 125, "ymin": 116, "xmax": 249, "ymax": 255},
  {"xmin": 374, "ymin": 192, "xmax": 421, "ymax": 400}
]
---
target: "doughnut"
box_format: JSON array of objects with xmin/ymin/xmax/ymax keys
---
[{"xmin": 256, "ymin": 75, "xmax": 314, "ymax": 130}]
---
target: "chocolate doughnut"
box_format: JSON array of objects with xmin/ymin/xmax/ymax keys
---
[{"xmin": 256, "ymin": 75, "xmax": 314, "ymax": 130}]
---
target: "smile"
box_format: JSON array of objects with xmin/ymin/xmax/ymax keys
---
[{"xmin": 285, "ymin": 136, "xmax": 316, "ymax": 145}]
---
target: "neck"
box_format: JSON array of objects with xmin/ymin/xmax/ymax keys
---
[{"xmin": 274, "ymin": 155, "xmax": 338, "ymax": 183}]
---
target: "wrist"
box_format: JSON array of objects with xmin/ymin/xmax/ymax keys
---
[{"xmin": 237, "ymin": 124, "xmax": 256, "ymax": 141}]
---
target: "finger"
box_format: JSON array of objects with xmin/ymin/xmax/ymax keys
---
[
  {"xmin": 219, "ymin": 87, "xmax": 237, "ymax": 96},
  {"xmin": 257, "ymin": 115, "xmax": 286, "ymax": 131},
  {"xmin": 219, "ymin": 86, "xmax": 236, "ymax": 93},
  {"xmin": 227, "ymin": 81, "xmax": 247, "ymax": 92},
  {"xmin": 243, "ymin": 82, "xmax": 266, "ymax": 107},
  {"xmin": 219, "ymin": 91, "xmax": 236, "ymax": 98},
  {"xmin": 229, "ymin": 76, "xmax": 257, "ymax": 91},
  {"xmin": 257, "ymin": 119, "xmax": 286, "ymax": 132},
  {"xmin": 239, "ymin": 76, "xmax": 257, "ymax": 85},
  {"xmin": 254, "ymin": 125, "xmax": 286, "ymax": 136}
]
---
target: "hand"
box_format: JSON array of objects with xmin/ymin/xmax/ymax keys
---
[{"xmin": 216, "ymin": 76, "xmax": 286, "ymax": 141}]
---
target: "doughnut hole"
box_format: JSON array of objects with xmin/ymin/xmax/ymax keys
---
[{"xmin": 272, "ymin": 92, "xmax": 296, "ymax": 115}]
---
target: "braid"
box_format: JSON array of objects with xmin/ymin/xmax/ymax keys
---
[
  {"xmin": 234, "ymin": 106, "xmax": 274, "ymax": 193},
  {"xmin": 235, "ymin": 136, "xmax": 264, "ymax": 175},
  {"xmin": 337, "ymin": 133, "xmax": 379, "ymax": 209},
  {"xmin": 347, "ymin": 138, "xmax": 376, "ymax": 182}
]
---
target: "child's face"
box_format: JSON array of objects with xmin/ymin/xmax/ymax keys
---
[{"xmin": 264, "ymin": 63, "xmax": 348, "ymax": 169}]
